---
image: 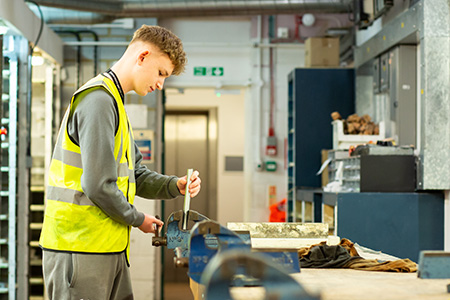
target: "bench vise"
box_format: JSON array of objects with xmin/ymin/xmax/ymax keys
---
[{"xmin": 152, "ymin": 209, "xmax": 209, "ymax": 267}]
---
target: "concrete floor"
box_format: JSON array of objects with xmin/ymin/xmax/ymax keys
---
[{"xmin": 164, "ymin": 283, "xmax": 193, "ymax": 300}]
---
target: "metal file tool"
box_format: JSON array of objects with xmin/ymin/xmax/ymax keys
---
[{"xmin": 182, "ymin": 168, "xmax": 193, "ymax": 230}]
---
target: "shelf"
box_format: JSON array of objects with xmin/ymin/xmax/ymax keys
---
[
  {"xmin": 0, "ymin": 191, "xmax": 9, "ymax": 197},
  {"xmin": 30, "ymin": 205, "xmax": 45, "ymax": 211},
  {"xmin": 0, "ymin": 215, "xmax": 7, "ymax": 221},
  {"xmin": 29, "ymin": 241, "xmax": 40, "ymax": 247},
  {"xmin": 1, "ymin": 143, "xmax": 9, "ymax": 149},
  {"xmin": 31, "ymin": 168, "xmax": 45, "ymax": 175},
  {"xmin": 30, "ymin": 223, "xmax": 43, "ymax": 230},
  {"xmin": 2, "ymin": 69, "xmax": 10, "ymax": 77},
  {"xmin": 0, "ymin": 166, "xmax": 9, "ymax": 172},
  {"xmin": 0, "ymin": 287, "xmax": 8, "ymax": 294},
  {"xmin": 0, "ymin": 239, "xmax": 7, "ymax": 245},
  {"xmin": 30, "ymin": 186, "xmax": 45, "ymax": 192},
  {"xmin": 29, "ymin": 277, "xmax": 44, "ymax": 285},
  {"xmin": 0, "ymin": 263, "xmax": 8, "ymax": 269},
  {"xmin": 32, "ymin": 80, "xmax": 46, "ymax": 84},
  {"xmin": 30, "ymin": 259, "xmax": 42, "ymax": 266},
  {"xmin": 1, "ymin": 118, "xmax": 9, "ymax": 125}
]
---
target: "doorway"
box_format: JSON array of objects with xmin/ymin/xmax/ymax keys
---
[{"xmin": 163, "ymin": 110, "xmax": 217, "ymax": 298}]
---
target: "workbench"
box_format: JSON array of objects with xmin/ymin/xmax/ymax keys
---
[
  {"xmin": 224, "ymin": 269, "xmax": 450, "ymax": 300},
  {"xmin": 295, "ymin": 269, "xmax": 450, "ymax": 300}
]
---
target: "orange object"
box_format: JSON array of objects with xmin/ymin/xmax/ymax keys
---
[{"xmin": 269, "ymin": 198, "xmax": 286, "ymax": 222}]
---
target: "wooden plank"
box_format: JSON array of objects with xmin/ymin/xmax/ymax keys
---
[
  {"xmin": 250, "ymin": 236, "xmax": 340, "ymax": 249},
  {"xmin": 227, "ymin": 222, "xmax": 328, "ymax": 238}
]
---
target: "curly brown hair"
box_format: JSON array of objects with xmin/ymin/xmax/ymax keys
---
[{"xmin": 131, "ymin": 25, "xmax": 187, "ymax": 75}]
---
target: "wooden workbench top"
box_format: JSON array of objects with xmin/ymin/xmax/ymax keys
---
[
  {"xmin": 193, "ymin": 268, "xmax": 450, "ymax": 300},
  {"xmin": 293, "ymin": 269, "xmax": 450, "ymax": 300}
]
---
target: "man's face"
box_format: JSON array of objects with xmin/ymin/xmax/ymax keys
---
[{"xmin": 134, "ymin": 45, "xmax": 174, "ymax": 96}]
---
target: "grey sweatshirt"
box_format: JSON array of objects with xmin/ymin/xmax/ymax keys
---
[{"xmin": 68, "ymin": 87, "xmax": 181, "ymax": 228}]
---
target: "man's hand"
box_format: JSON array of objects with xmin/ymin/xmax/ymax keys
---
[
  {"xmin": 138, "ymin": 214, "xmax": 164, "ymax": 234},
  {"xmin": 177, "ymin": 170, "xmax": 201, "ymax": 197}
]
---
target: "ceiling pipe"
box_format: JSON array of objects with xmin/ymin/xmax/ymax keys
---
[
  {"xmin": 27, "ymin": 5, "xmax": 115, "ymax": 24},
  {"xmin": 33, "ymin": 0, "xmax": 354, "ymax": 20}
]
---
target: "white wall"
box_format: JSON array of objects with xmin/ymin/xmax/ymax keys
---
[
  {"xmin": 160, "ymin": 16, "xmax": 306, "ymax": 223},
  {"xmin": 161, "ymin": 17, "xmax": 252, "ymax": 88},
  {"xmin": 165, "ymin": 88, "xmax": 245, "ymax": 224},
  {"xmin": 245, "ymin": 44, "xmax": 305, "ymax": 221},
  {"xmin": 129, "ymin": 197, "xmax": 159, "ymax": 299}
]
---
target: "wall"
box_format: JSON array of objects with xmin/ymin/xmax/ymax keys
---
[
  {"xmin": 160, "ymin": 15, "xmax": 352, "ymax": 222},
  {"xmin": 165, "ymin": 88, "xmax": 246, "ymax": 224},
  {"xmin": 245, "ymin": 44, "xmax": 305, "ymax": 221}
]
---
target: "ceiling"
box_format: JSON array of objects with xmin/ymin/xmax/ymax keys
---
[{"xmin": 28, "ymin": 0, "xmax": 354, "ymax": 24}]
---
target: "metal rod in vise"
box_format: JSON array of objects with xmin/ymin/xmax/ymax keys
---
[{"xmin": 182, "ymin": 168, "xmax": 193, "ymax": 231}]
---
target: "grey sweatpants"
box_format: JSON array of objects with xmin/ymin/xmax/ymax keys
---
[{"xmin": 43, "ymin": 250, "xmax": 133, "ymax": 300}]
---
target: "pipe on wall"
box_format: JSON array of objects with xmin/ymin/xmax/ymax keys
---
[{"xmin": 55, "ymin": 30, "xmax": 81, "ymax": 88}]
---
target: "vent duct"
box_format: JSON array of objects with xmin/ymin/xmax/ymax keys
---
[{"xmin": 34, "ymin": 0, "xmax": 353, "ymax": 20}]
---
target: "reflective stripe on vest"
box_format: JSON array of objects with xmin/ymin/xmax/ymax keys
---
[{"xmin": 39, "ymin": 74, "xmax": 136, "ymax": 255}]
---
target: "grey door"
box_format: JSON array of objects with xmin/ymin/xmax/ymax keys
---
[{"xmin": 163, "ymin": 112, "xmax": 209, "ymax": 284}]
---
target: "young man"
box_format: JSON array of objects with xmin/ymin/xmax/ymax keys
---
[{"xmin": 39, "ymin": 25, "xmax": 201, "ymax": 300}]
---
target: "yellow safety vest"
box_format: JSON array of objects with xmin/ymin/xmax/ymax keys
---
[{"xmin": 39, "ymin": 74, "xmax": 136, "ymax": 257}]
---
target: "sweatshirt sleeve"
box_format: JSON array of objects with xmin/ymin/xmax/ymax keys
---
[
  {"xmin": 68, "ymin": 87, "xmax": 145, "ymax": 227},
  {"xmin": 134, "ymin": 142, "xmax": 182, "ymax": 199}
]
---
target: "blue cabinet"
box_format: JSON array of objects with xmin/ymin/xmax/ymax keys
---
[
  {"xmin": 297, "ymin": 189, "xmax": 444, "ymax": 262},
  {"xmin": 332, "ymin": 192, "xmax": 444, "ymax": 262},
  {"xmin": 287, "ymin": 68, "xmax": 355, "ymax": 221}
]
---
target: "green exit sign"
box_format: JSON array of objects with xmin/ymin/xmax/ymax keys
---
[{"xmin": 193, "ymin": 66, "xmax": 224, "ymax": 77}]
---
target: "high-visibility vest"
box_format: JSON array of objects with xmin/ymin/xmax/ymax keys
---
[{"xmin": 39, "ymin": 74, "xmax": 136, "ymax": 258}]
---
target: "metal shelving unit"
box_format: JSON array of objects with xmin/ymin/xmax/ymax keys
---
[
  {"xmin": 1, "ymin": 34, "xmax": 18, "ymax": 300},
  {"xmin": 286, "ymin": 68, "xmax": 355, "ymax": 223},
  {"xmin": 29, "ymin": 53, "xmax": 59, "ymax": 300}
]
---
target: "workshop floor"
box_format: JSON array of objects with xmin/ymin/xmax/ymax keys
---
[{"xmin": 164, "ymin": 283, "xmax": 193, "ymax": 300}]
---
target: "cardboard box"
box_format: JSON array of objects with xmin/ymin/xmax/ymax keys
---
[{"xmin": 305, "ymin": 37, "xmax": 340, "ymax": 67}]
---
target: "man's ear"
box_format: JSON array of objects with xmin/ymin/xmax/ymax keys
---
[{"xmin": 137, "ymin": 50, "xmax": 150, "ymax": 65}]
